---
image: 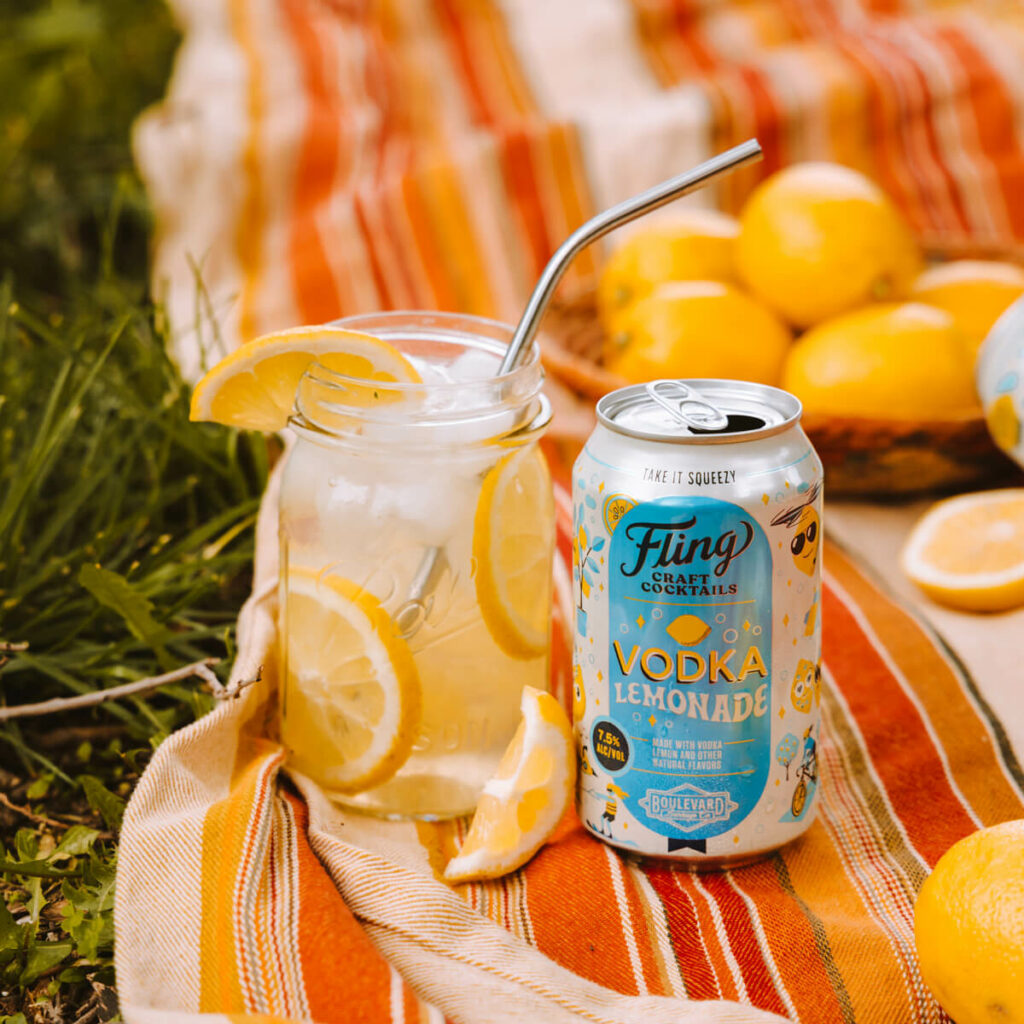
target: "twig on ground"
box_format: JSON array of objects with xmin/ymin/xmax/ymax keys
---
[
  {"xmin": 0, "ymin": 658, "xmax": 258, "ymax": 721},
  {"xmin": 0, "ymin": 791, "xmax": 67, "ymax": 831},
  {"xmin": 72, "ymin": 1001, "xmax": 101, "ymax": 1024},
  {"xmin": 31, "ymin": 724, "xmax": 126, "ymax": 749},
  {"xmin": 0, "ymin": 640, "xmax": 29, "ymax": 672}
]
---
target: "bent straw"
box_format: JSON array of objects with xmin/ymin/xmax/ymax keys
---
[{"xmin": 499, "ymin": 138, "xmax": 764, "ymax": 375}]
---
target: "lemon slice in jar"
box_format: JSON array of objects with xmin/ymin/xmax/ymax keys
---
[
  {"xmin": 281, "ymin": 571, "xmax": 422, "ymax": 793},
  {"xmin": 443, "ymin": 686, "xmax": 575, "ymax": 883},
  {"xmin": 189, "ymin": 325, "xmax": 421, "ymax": 431},
  {"xmin": 473, "ymin": 447, "xmax": 555, "ymax": 659},
  {"xmin": 900, "ymin": 489, "xmax": 1024, "ymax": 612}
]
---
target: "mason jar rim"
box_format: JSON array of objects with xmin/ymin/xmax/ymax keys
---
[
  {"xmin": 317, "ymin": 310, "xmax": 542, "ymax": 393},
  {"xmin": 290, "ymin": 310, "xmax": 549, "ymax": 445}
]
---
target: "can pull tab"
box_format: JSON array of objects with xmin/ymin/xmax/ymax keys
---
[{"xmin": 645, "ymin": 380, "xmax": 730, "ymax": 432}]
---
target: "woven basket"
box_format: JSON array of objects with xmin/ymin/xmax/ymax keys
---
[{"xmin": 540, "ymin": 295, "xmax": 1021, "ymax": 497}]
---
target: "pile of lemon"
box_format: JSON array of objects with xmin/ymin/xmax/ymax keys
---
[{"xmin": 599, "ymin": 161, "xmax": 1024, "ymax": 422}]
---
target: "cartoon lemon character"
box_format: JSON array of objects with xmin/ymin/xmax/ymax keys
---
[
  {"xmin": 572, "ymin": 664, "xmax": 586, "ymax": 723},
  {"xmin": 771, "ymin": 482, "xmax": 822, "ymax": 577},
  {"xmin": 986, "ymin": 393, "xmax": 1021, "ymax": 454},
  {"xmin": 791, "ymin": 659, "xmax": 816, "ymax": 713},
  {"xmin": 580, "ymin": 742, "xmax": 597, "ymax": 777}
]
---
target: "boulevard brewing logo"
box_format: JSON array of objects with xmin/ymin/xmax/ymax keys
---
[{"xmin": 639, "ymin": 783, "xmax": 739, "ymax": 829}]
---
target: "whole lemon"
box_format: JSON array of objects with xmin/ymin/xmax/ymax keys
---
[
  {"xmin": 911, "ymin": 260, "xmax": 1024, "ymax": 357},
  {"xmin": 736, "ymin": 163, "xmax": 922, "ymax": 328},
  {"xmin": 914, "ymin": 820, "xmax": 1024, "ymax": 1024},
  {"xmin": 598, "ymin": 209, "xmax": 740, "ymax": 331},
  {"xmin": 605, "ymin": 280, "xmax": 791, "ymax": 386},
  {"xmin": 782, "ymin": 302, "xmax": 979, "ymax": 420}
]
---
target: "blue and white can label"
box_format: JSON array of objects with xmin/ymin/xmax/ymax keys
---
[{"xmin": 573, "ymin": 381, "xmax": 823, "ymax": 865}]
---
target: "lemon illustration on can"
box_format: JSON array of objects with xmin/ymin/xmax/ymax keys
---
[
  {"xmin": 603, "ymin": 494, "xmax": 636, "ymax": 534},
  {"xmin": 666, "ymin": 614, "xmax": 712, "ymax": 646}
]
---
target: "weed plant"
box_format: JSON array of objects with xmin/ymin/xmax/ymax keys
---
[{"xmin": 0, "ymin": 2, "xmax": 267, "ymax": 1019}]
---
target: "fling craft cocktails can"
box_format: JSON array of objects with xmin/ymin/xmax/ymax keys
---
[{"xmin": 572, "ymin": 379, "xmax": 823, "ymax": 867}]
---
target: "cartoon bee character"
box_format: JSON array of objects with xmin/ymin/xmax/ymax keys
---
[
  {"xmin": 580, "ymin": 743, "xmax": 597, "ymax": 777},
  {"xmin": 591, "ymin": 782, "xmax": 629, "ymax": 836},
  {"xmin": 771, "ymin": 481, "xmax": 822, "ymax": 577}
]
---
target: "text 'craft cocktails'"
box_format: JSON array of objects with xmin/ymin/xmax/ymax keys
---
[{"xmin": 277, "ymin": 312, "xmax": 555, "ymax": 820}]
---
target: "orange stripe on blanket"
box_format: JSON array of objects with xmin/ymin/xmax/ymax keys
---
[
  {"xmin": 200, "ymin": 738, "xmax": 285, "ymax": 1012},
  {"xmin": 864, "ymin": 26, "xmax": 969, "ymax": 231},
  {"xmin": 280, "ymin": 0, "xmax": 345, "ymax": 325},
  {"xmin": 695, "ymin": 872, "xmax": 790, "ymax": 1016},
  {"xmin": 520, "ymin": 815, "xmax": 647, "ymax": 995},
  {"xmin": 821, "ymin": 579, "xmax": 980, "ymax": 867},
  {"xmin": 229, "ymin": 0, "xmax": 268, "ymax": 343},
  {"xmin": 420, "ymin": 159, "xmax": 498, "ymax": 315},
  {"xmin": 500, "ymin": 127, "xmax": 553, "ymax": 282},
  {"xmin": 548, "ymin": 125, "xmax": 598, "ymax": 288},
  {"xmin": 433, "ymin": 0, "xmax": 535, "ymax": 125},
  {"xmin": 283, "ymin": 791, "xmax": 424, "ymax": 1023},
  {"xmin": 816, "ymin": 709, "xmax": 933, "ymax": 1022},
  {"xmin": 730, "ymin": 856, "xmax": 850, "ymax": 1023},
  {"xmin": 776, "ymin": 819, "xmax": 917, "ymax": 1023},
  {"xmin": 401, "ymin": 169, "xmax": 462, "ymax": 311},
  {"xmin": 669, "ymin": 871, "xmax": 744, "ymax": 1001},
  {"xmin": 227, "ymin": 1014, "xmax": 304, "ymax": 1024},
  {"xmin": 825, "ymin": 544, "xmax": 1024, "ymax": 826},
  {"xmin": 935, "ymin": 24, "xmax": 1024, "ymax": 240},
  {"xmin": 830, "ymin": 34, "xmax": 945, "ymax": 237},
  {"xmin": 642, "ymin": 865, "xmax": 721, "ymax": 1000}
]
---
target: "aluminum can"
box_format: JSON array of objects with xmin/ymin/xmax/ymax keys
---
[
  {"xmin": 572, "ymin": 379, "xmax": 823, "ymax": 868},
  {"xmin": 976, "ymin": 295, "xmax": 1024, "ymax": 469}
]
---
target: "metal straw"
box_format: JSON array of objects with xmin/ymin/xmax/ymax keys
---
[
  {"xmin": 394, "ymin": 140, "xmax": 763, "ymax": 639},
  {"xmin": 498, "ymin": 138, "xmax": 763, "ymax": 375}
]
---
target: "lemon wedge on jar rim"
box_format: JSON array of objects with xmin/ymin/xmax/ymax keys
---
[
  {"xmin": 189, "ymin": 325, "xmax": 421, "ymax": 431},
  {"xmin": 473, "ymin": 447, "xmax": 555, "ymax": 659},
  {"xmin": 444, "ymin": 685, "xmax": 575, "ymax": 883},
  {"xmin": 900, "ymin": 489, "xmax": 1024, "ymax": 612},
  {"xmin": 280, "ymin": 570, "xmax": 422, "ymax": 793}
]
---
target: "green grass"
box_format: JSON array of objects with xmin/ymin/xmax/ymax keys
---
[{"xmin": 0, "ymin": 2, "xmax": 268, "ymax": 1020}]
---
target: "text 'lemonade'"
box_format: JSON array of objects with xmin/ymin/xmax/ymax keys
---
[
  {"xmin": 278, "ymin": 313, "xmax": 554, "ymax": 820},
  {"xmin": 573, "ymin": 380, "xmax": 823, "ymax": 867}
]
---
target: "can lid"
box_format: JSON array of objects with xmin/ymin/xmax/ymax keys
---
[{"xmin": 597, "ymin": 379, "xmax": 801, "ymax": 444}]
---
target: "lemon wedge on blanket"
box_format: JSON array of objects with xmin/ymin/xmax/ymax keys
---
[
  {"xmin": 280, "ymin": 570, "xmax": 422, "ymax": 793},
  {"xmin": 473, "ymin": 447, "xmax": 555, "ymax": 659},
  {"xmin": 900, "ymin": 489, "xmax": 1024, "ymax": 612},
  {"xmin": 189, "ymin": 325, "xmax": 421, "ymax": 431},
  {"xmin": 443, "ymin": 686, "xmax": 574, "ymax": 883}
]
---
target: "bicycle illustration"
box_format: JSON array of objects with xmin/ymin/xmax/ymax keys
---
[{"xmin": 791, "ymin": 725, "xmax": 818, "ymax": 818}]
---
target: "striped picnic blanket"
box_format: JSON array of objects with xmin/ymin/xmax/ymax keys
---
[
  {"xmin": 112, "ymin": 458, "xmax": 1024, "ymax": 1023},
  {"xmin": 136, "ymin": 0, "xmax": 1024, "ymax": 382}
]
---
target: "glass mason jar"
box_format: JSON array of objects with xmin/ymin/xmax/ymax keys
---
[{"xmin": 278, "ymin": 312, "xmax": 555, "ymax": 820}]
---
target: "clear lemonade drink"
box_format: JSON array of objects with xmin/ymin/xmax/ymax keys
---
[{"xmin": 278, "ymin": 313, "xmax": 554, "ymax": 819}]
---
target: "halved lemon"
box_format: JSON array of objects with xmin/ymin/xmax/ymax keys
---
[
  {"xmin": 472, "ymin": 447, "xmax": 555, "ymax": 659},
  {"xmin": 900, "ymin": 489, "xmax": 1024, "ymax": 612},
  {"xmin": 280, "ymin": 570, "xmax": 422, "ymax": 792},
  {"xmin": 189, "ymin": 325, "xmax": 421, "ymax": 431},
  {"xmin": 443, "ymin": 686, "xmax": 575, "ymax": 883}
]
